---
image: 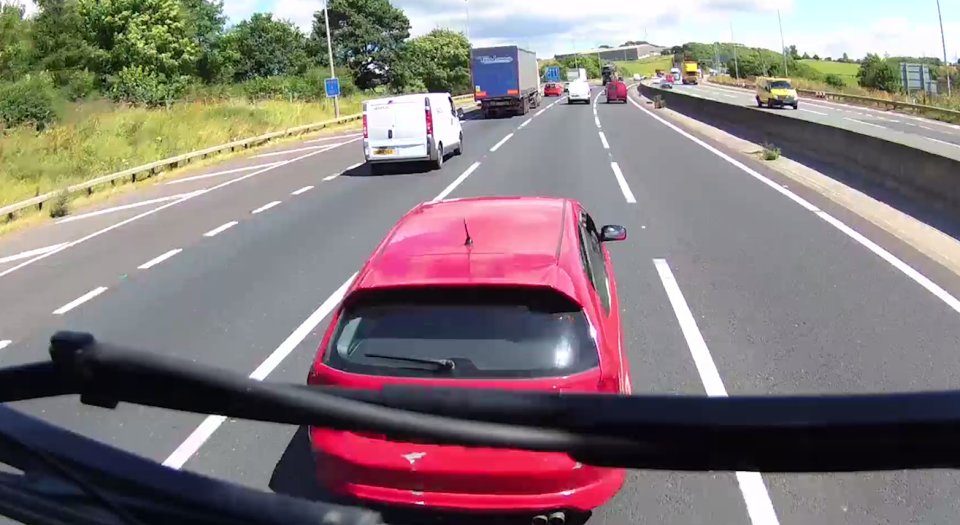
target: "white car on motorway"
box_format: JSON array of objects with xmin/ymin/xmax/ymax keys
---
[{"xmin": 566, "ymin": 80, "xmax": 591, "ymax": 104}]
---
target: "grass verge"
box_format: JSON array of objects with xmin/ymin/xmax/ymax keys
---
[
  {"xmin": 615, "ymin": 57, "xmax": 673, "ymax": 78},
  {"xmin": 1, "ymin": 94, "xmax": 366, "ymax": 209}
]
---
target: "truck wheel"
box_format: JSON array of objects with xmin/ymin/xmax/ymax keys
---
[
  {"xmin": 521, "ymin": 98, "xmax": 529, "ymax": 115},
  {"xmin": 756, "ymin": 96, "xmax": 763, "ymax": 107},
  {"xmin": 433, "ymin": 143, "xmax": 444, "ymax": 170},
  {"xmin": 455, "ymin": 132, "xmax": 463, "ymax": 155}
]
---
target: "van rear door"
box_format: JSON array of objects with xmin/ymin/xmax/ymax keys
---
[{"xmin": 366, "ymin": 97, "xmax": 428, "ymax": 160}]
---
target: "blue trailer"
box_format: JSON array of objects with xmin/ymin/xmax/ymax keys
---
[{"xmin": 471, "ymin": 45, "xmax": 541, "ymax": 118}]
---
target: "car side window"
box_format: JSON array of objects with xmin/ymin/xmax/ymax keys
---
[
  {"xmin": 448, "ymin": 96, "xmax": 456, "ymax": 116},
  {"xmin": 577, "ymin": 211, "xmax": 612, "ymax": 314}
]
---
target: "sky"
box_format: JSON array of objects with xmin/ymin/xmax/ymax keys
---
[{"xmin": 14, "ymin": 0, "xmax": 960, "ymax": 62}]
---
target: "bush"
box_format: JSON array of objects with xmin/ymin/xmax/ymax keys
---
[
  {"xmin": 48, "ymin": 190, "xmax": 70, "ymax": 218},
  {"xmin": 762, "ymin": 143, "xmax": 781, "ymax": 161},
  {"xmin": 109, "ymin": 66, "xmax": 188, "ymax": 107},
  {"xmin": 824, "ymin": 74, "xmax": 845, "ymax": 88},
  {"xmin": 0, "ymin": 73, "xmax": 62, "ymax": 130},
  {"xmin": 56, "ymin": 70, "xmax": 98, "ymax": 101},
  {"xmin": 857, "ymin": 54, "xmax": 901, "ymax": 93}
]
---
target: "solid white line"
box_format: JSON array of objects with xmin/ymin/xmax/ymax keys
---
[
  {"xmin": 815, "ymin": 211, "xmax": 960, "ymax": 314},
  {"xmin": 322, "ymin": 173, "xmax": 341, "ymax": 181},
  {"xmin": 722, "ymin": 94, "xmax": 737, "ymax": 98},
  {"xmin": 137, "ymin": 248, "xmax": 182, "ymax": 270},
  {"xmin": 0, "ymin": 243, "xmax": 69, "ymax": 264},
  {"xmin": 595, "ymin": 117, "xmax": 601, "ymax": 128},
  {"xmin": 489, "ymin": 133, "xmax": 514, "ymax": 152},
  {"xmin": 304, "ymin": 133, "xmax": 362, "ymax": 143},
  {"xmin": 291, "ymin": 185, "xmax": 314, "ymax": 195},
  {"xmin": 610, "ymin": 162, "xmax": 636, "ymax": 203},
  {"xmin": 55, "ymin": 192, "xmax": 204, "ymax": 223},
  {"xmin": 344, "ymin": 161, "xmax": 363, "ymax": 171},
  {"xmin": 0, "ymin": 340, "xmax": 10, "ymax": 350},
  {"xmin": 252, "ymin": 144, "xmax": 341, "ymax": 159},
  {"xmin": 598, "ymin": 132, "xmax": 610, "ymax": 149},
  {"xmin": 323, "ymin": 161, "xmax": 363, "ymax": 181},
  {"xmin": 924, "ymin": 137, "xmax": 960, "ymax": 149},
  {"xmin": 799, "ymin": 108, "xmax": 828, "ymax": 116},
  {"xmin": 633, "ymin": 90, "xmax": 960, "ymax": 319},
  {"xmin": 164, "ymin": 163, "xmax": 282, "ymax": 185},
  {"xmin": 251, "ymin": 201, "xmax": 281, "ymax": 214},
  {"xmin": 0, "ymin": 137, "xmax": 363, "ymax": 280},
  {"xmin": 653, "ymin": 259, "xmax": 781, "ymax": 525},
  {"xmin": 432, "ymin": 162, "xmax": 480, "ymax": 202},
  {"xmin": 203, "ymin": 221, "xmax": 238, "ymax": 237},
  {"xmin": 162, "ymin": 274, "xmax": 357, "ymax": 469},
  {"xmin": 53, "ymin": 286, "xmax": 108, "ymax": 315},
  {"xmin": 628, "ymin": 96, "xmax": 820, "ymax": 212}
]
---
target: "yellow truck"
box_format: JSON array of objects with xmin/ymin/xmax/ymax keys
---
[{"xmin": 682, "ymin": 61, "xmax": 699, "ymax": 85}]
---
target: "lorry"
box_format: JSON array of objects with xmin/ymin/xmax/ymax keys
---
[
  {"xmin": 566, "ymin": 68, "xmax": 587, "ymax": 82},
  {"xmin": 682, "ymin": 61, "xmax": 700, "ymax": 84},
  {"xmin": 601, "ymin": 64, "xmax": 616, "ymax": 85},
  {"xmin": 471, "ymin": 46, "xmax": 541, "ymax": 118}
]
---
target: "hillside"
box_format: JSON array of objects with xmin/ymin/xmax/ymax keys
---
[
  {"xmin": 800, "ymin": 60, "xmax": 859, "ymax": 86},
  {"xmin": 614, "ymin": 56, "xmax": 672, "ymax": 77}
]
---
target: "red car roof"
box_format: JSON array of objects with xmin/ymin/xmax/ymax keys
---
[{"xmin": 353, "ymin": 196, "xmax": 588, "ymax": 303}]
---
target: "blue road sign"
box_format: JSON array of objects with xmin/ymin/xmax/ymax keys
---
[
  {"xmin": 546, "ymin": 66, "xmax": 561, "ymax": 82},
  {"xmin": 325, "ymin": 78, "xmax": 341, "ymax": 98}
]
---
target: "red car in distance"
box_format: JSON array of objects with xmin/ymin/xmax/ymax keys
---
[
  {"xmin": 307, "ymin": 196, "xmax": 630, "ymax": 520},
  {"xmin": 543, "ymin": 82, "xmax": 563, "ymax": 96},
  {"xmin": 605, "ymin": 79, "xmax": 627, "ymax": 103}
]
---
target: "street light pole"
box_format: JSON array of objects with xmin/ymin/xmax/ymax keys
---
[
  {"xmin": 936, "ymin": 0, "xmax": 951, "ymax": 96},
  {"xmin": 323, "ymin": 0, "xmax": 339, "ymax": 118},
  {"xmin": 777, "ymin": 9, "xmax": 788, "ymax": 77},
  {"xmin": 464, "ymin": 0, "xmax": 470, "ymax": 41}
]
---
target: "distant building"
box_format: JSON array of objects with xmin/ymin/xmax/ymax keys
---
[{"xmin": 555, "ymin": 44, "xmax": 666, "ymax": 62}]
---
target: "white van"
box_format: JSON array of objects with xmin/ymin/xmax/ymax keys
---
[{"xmin": 363, "ymin": 93, "xmax": 464, "ymax": 173}]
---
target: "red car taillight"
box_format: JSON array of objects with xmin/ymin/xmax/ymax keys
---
[
  {"xmin": 362, "ymin": 114, "xmax": 368, "ymax": 139},
  {"xmin": 425, "ymin": 107, "xmax": 433, "ymax": 136}
]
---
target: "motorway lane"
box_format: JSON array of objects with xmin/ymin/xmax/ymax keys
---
[
  {"xmin": 445, "ymin": 87, "xmax": 754, "ymax": 525},
  {"xmin": 3, "ymin": 82, "xmax": 960, "ymax": 525},
  {"xmin": 671, "ymin": 82, "xmax": 960, "ymax": 161},
  {"xmin": 0, "ymin": 105, "xmax": 531, "ymax": 462},
  {"xmin": 605, "ymin": 89, "xmax": 960, "ymax": 524}
]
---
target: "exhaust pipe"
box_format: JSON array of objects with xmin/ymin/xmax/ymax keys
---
[
  {"xmin": 532, "ymin": 515, "xmax": 548, "ymax": 525},
  {"xmin": 548, "ymin": 511, "xmax": 566, "ymax": 525}
]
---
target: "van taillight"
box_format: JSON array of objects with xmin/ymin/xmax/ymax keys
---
[
  {"xmin": 425, "ymin": 107, "xmax": 433, "ymax": 136},
  {"xmin": 362, "ymin": 114, "xmax": 368, "ymax": 139}
]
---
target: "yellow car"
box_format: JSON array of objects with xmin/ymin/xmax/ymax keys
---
[{"xmin": 755, "ymin": 77, "xmax": 798, "ymax": 109}]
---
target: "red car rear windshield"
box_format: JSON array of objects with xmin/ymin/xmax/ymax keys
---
[{"xmin": 323, "ymin": 287, "xmax": 600, "ymax": 379}]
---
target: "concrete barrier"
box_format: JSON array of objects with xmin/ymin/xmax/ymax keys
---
[{"xmin": 639, "ymin": 83, "xmax": 960, "ymax": 219}]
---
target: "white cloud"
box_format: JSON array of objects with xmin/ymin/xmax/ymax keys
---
[{"xmin": 271, "ymin": 0, "xmax": 323, "ymax": 30}]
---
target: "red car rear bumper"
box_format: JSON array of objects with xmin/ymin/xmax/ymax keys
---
[
  {"xmin": 311, "ymin": 429, "xmax": 625, "ymax": 512},
  {"xmin": 325, "ymin": 471, "xmax": 625, "ymax": 512}
]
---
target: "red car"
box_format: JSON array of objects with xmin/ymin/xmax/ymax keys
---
[
  {"xmin": 543, "ymin": 82, "xmax": 563, "ymax": 96},
  {"xmin": 307, "ymin": 196, "xmax": 630, "ymax": 518},
  {"xmin": 605, "ymin": 80, "xmax": 627, "ymax": 103}
]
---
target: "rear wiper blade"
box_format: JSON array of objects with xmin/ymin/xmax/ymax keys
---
[{"xmin": 362, "ymin": 354, "xmax": 455, "ymax": 371}]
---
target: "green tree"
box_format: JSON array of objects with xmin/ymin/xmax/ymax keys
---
[
  {"xmin": 787, "ymin": 44, "xmax": 799, "ymax": 59},
  {"xmin": 841, "ymin": 52, "xmax": 849, "ymax": 63},
  {"xmin": 79, "ymin": 0, "xmax": 198, "ymax": 80},
  {"xmin": 812, "ymin": 53, "xmax": 820, "ymax": 60},
  {"xmin": 221, "ymin": 13, "xmax": 309, "ymax": 81},
  {"xmin": 801, "ymin": 52, "xmax": 810, "ymax": 59},
  {"xmin": 32, "ymin": 0, "xmax": 97, "ymax": 76},
  {"xmin": 392, "ymin": 28, "xmax": 469, "ymax": 94},
  {"xmin": 180, "ymin": 0, "xmax": 227, "ymax": 82},
  {"xmin": 857, "ymin": 53, "xmax": 900, "ymax": 92},
  {"xmin": 0, "ymin": 3, "xmax": 33, "ymax": 80},
  {"xmin": 310, "ymin": 0, "xmax": 410, "ymax": 90}
]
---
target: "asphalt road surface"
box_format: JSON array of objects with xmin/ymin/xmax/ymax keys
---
[
  {"xmin": 665, "ymin": 80, "xmax": 960, "ymax": 161},
  {"xmin": 3, "ymin": 86, "xmax": 960, "ymax": 525}
]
